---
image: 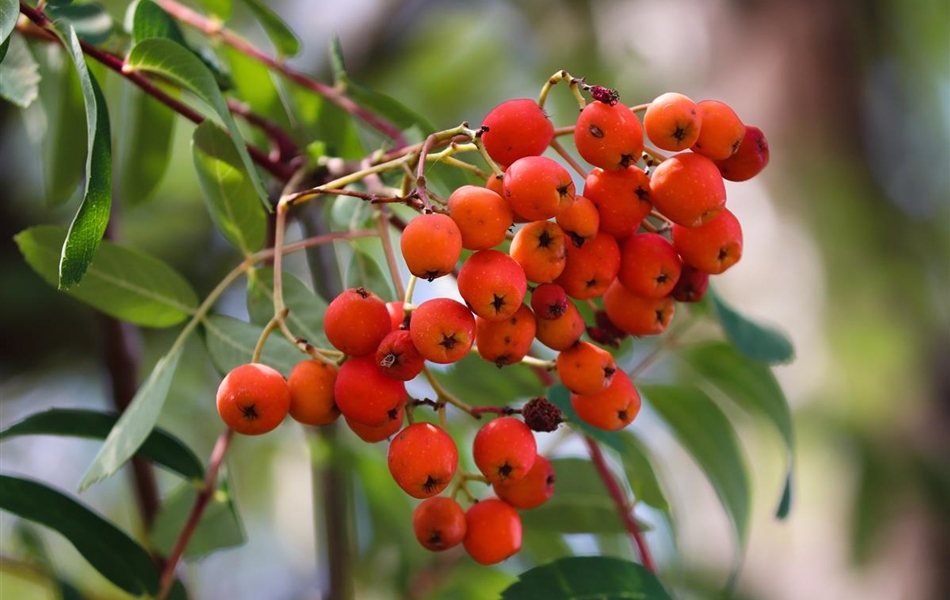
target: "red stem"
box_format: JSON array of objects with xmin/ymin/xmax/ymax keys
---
[
  {"xmin": 584, "ymin": 436, "xmax": 657, "ymax": 572},
  {"xmin": 153, "ymin": 0, "xmax": 407, "ymax": 148},
  {"xmin": 156, "ymin": 427, "xmax": 235, "ymax": 600}
]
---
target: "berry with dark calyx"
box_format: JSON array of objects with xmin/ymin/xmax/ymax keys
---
[
  {"xmin": 334, "ymin": 355, "xmax": 407, "ymax": 426},
  {"xmin": 388, "ymin": 422, "xmax": 458, "ymax": 499},
  {"xmin": 413, "ymin": 496, "xmax": 467, "ymax": 552},
  {"xmin": 672, "ymin": 208, "xmax": 743, "ymax": 274},
  {"xmin": 457, "ymin": 249, "xmax": 528, "ymax": 322},
  {"xmin": 375, "ymin": 329, "xmax": 425, "ymax": 381},
  {"xmin": 617, "ymin": 232, "xmax": 683, "ymax": 298},
  {"xmin": 556, "ymin": 341, "xmax": 617, "ymax": 396},
  {"xmin": 409, "ymin": 297, "xmax": 476, "ymax": 364},
  {"xmin": 574, "ymin": 100, "xmax": 644, "ymax": 171},
  {"xmin": 534, "ymin": 298, "xmax": 585, "ymax": 350},
  {"xmin": 649, "ymin": 152, "xmax": 726, "ymax": 228},
  {"xmin": 346, "ymin": 405, "xmax": 404, "ymax": 443},
  {"xmin": 713, "ymin": 125, "xmax": 770, "ymax": 181},
  {"xmin": 691, "ymin": 99, "xmax": 745, "ymax": 160},
  {"xmin": 493, "ymin": 454, "xmax": 555, "ymax": 510},
  {"xmin": 554, "ymin": 231, "xmax": 621, "ymax": 299},
  {"xmin": 509, "ymin": 220, "xmax": 568, "ymax": 284},
  {"xmin": 556, "ymin": 194, "xmax": 600, "ymax": 246},
  {"xmin": 448, "ymin": 185, "xmax": 514, "ymax": 251},
  {"xmin": 401, "ymin": 213, "xmax": 462, "ymax": 281},
  {"xmin": 463, "ymin": 499, "xmax": 523, "ymax": 565},
  {"xmin": 287, "ymin": 359, "xmax": 339, "ymax": 426},
  {"xmin": 473, "ymin": 417, "xmax": 537, "ymax": 485},
  {"xmin": 324, "ymin": 287, "xmax": 392, "ymax": 357},
  {"xmin": 216, "ymin": 363, "xmax": 292, "ymax": 435},
  {"xmin": 571, "ymin": 369, "xmax": 641, "ymax": 431},
  {"xmin": 475, "ymin": 304, "xmax": 537, "ymax": 367},
  {"xmin": 521, "ymin": 397, "xmax": 563, "ymax": 432},
  {"xmin": 602, "ymin": 280, "xmax": 675, "ymax": 336},
  {"xmin": 481, "ymin": 99, "xmax": 554, "ymax": 167},
  {"xmin": 503, "ymin": 156, "xmax": 576, "ymax": 221},
  {"xmin": 671, "ymin": 264, "xmax": 710, "ymax": 302},
  {"xmin": 582, "ymin": 166, "xmax": 653, "ymax": 238},
  {"xmin": 643, "ymin": 92, "xmax": 702, "ymax": 151},
  {"xmin": 530, "ymin": 283, "xmax": 569, "ymax": 320}
]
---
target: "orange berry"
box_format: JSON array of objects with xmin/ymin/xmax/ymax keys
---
[
  {"xmin": 713, "ymin": 125, "xmax": 769, "ymax": 182},
  {"xmin": 554, "ymin": 231, "xmax": 621, "ymax": 299},
  {"xmin": 448, "ymin": 185, "xmax": 513, "ymax": 250},
  {"xmin": 493, "ymin": 455, "xmax": 555, "ymax": 510},
  {"xmin": 457, "ymin": 249, "xmax": 528, "ymax": 322},
  {"xmin": 582, "ymin": 166, "xmax": 653, "ymax": 238},
  {"xmin": 287, "ymin": 360, "xmax": 339, "ymax": 426},
  {"xmin": 472, "ymin": 417, "xmax": 537, "ymax": 485},
  {"xmin": 409, "ymin": 298, "xmax": 475, "ymax": 364},
  {"xmin": 401, "ymin": 213, "xmax": 462, "ymax": 281},
  {"xmin": 530, "ymin": 283, "xmax": 569, "ymax": 320},
  {"xmin": 502, "ymin": 156, "xmax": 575, "ymax": 221},
  {"xmin": 649, "ymin": 153, "xmax": 726, "ymax": 227},
  {"xmin": 509, "ymin": 220, "xmax": 568, "ymax": 283},
  {"xmin": 602, "ymin": 280, "xmax": 675, "ymax": 336},
  {"xmin": 346, "ymin": 405, "xmax": 403, "ymax": 443},
  {"xmin": 617, "ymin": 232, "xmax": 683, "ymax": 298},
  {"xmin": 691, "ymin": 99, "xmax": 745, "ymax": 160},
  {"xmin": 534, "ymin": 299, "xmax": 585, "ymax": 351},
  {"xmin": 334, "ymin": 355, "xmax": 407, "ymax": 426},
  {"xmin": 386, "ymin": 301, "xmax": 408, "ymax": 331},
  {"xmin": 388, "ymin": 423, "xmax": 458, "ymax": 498},
  {"xmin": 481, "ymin": 98, "xmax": 554, "ymax": 167},
  {"xmin": 412, "ymin": 496, "xmax": 467, "ymax": 551},
  {"xmin": 643, "ymin": 92, "xmax": 702, "ymax": 151},
  {"xmin": 324, "ymin": 287, "xmax": 393, "ymax": 357},
  {"xmin": 463, "ymin": 499, "xmax": 522, "ymax": 565},
  {"xmin": 475, "ymin": 303, "xmax": 537, "ymax": 367},
  {"xmin": 571, "ymin": 370, "xmax": 641, "ymax": 431},
  {"xmin": 574, "ymin": 100, "xmax": 644, "ymax": 170},
  {"xmin": 556, "ymin": 194, "xmax": 600, "ymax": 246},
  {"xmin": 671, "ymin": 264, "xmax": 710, "ymax": 303},
  {"xmin": 556, "ymin": 341, "xmax": 617, "ymax": 396},
  {"xmin": 375, "ymin": 329, "xmax": 426, "ymax": 381},
  {"xmin": 216, "ymin": 363, "xmax": 291, "ymax": 435},
  {"xmin": 672, "ymin": 208, "xmax": 743, "ymax": 274}
]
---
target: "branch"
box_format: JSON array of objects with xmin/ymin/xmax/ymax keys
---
[{"xmin": 584, "ymin": 436, "xmax": 657, "ymax": 572}]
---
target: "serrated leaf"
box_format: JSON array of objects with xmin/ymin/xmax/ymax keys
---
[
  {"xmin": 202, "ymin": 314, "xmax": 303, "ymax": 377},
  {"xmin": 710, "ymin": 287, "xmax": 794, "ymax": 364},
  {"xmin": 0, "ymin": 34, "xmax": 40, "ymax": 108},
  {"xmin": 192, "ymin": 120, "xmax": 267, "ymax": 254},
  {"xmin": 49, "ymin": 23, "xmax": 112, "ymax": 289},
  {"xmin": 151, "ymin": 477, "xmax": 245, "ymax": 559},
  {"xmin": 521, "ymin": 458, "xmax": 626, "ymax": 534},
  {"xmin": 0, "ymin": 0, "xmax": 17, "ymax": 60},
  {"xmin": 619, "ymin": 431, "xmax": 669, "ymax": 512},
  {"xmin": 0, "ymin": 409, "xmax": 203, "ymax": 481},
  {"xmin": 680, "ymin": 341, "xmax": 795, "ymax": 518},
  {"xmin": 126, "ymin": 38, "xmax": 269, "ymax": 208},
  {"xmin": 547, "ymin": 384, "xmax": 624, "ymax": 453},
  {"xmin": 194, "ymin": 0, "xmax": 231, "ymax": 19},
  {"xmin": 0, "ymin": 475, "xmax": 160, "ymax": 596},
  {"xmin": 131, "ymin": 0, "xmax": 186, "ymax": 46},
  {"xmin": 641, "ymin": 384, "xmax": 751, "ymax": 584},
  {"xmin": 80, "ymin": 346, "xmax": 184, "ymax": 491},
  {"xmin": 500, "ymin": 556, "xmax": 672, "ymax": 600},
  {"xmin": 46, "ymin": 3, "xmax": 114, "ymax": 45},
  {"xmin": 236, "ymin": 0, "xmax": 299, "ymax": 57},
  {"xmin": 246, "ymin": 267, "xmax": 329, "ymax": 347},
  {"xmin": 15, "ymin": 226, "xmax": 199, "ymax": 327},
  {"xmin": 117, "ymin": 82, "xmax": 176, "ymax": 206},
  {"xmin": 329, "ymin": 36, "xmax": 433, "ymax": 135}
]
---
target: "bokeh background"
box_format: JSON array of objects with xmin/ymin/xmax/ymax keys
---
[{"xmin": 1, "ymin": 0, "xmax": 948, "ymax": 599}]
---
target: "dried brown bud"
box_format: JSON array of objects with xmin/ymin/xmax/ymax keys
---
[{"xmin": 522, "ymin": 397, "xmax": 563, "ymax": 432}]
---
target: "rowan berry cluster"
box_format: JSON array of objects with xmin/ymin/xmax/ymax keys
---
[{"xmin": 214, "ymin": 76, "xmax": 769, "ymax": 565}]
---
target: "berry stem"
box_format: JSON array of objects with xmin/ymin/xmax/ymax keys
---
[
  {"xmin": 538, "ymin": 70, "xmax": 587, "ymax": 110},
  {"xmin": 553, "ymin": 125, "xmax": 577, "ymax": 138},
  {"xmin": 376, "ymin": 205, "xmax": 406, "ymax": 300},
  {"xmin": 549, "ymin": 139, "xmax": 589, "ymax": 179},
  {"xmin": 252, "ymin": 310, "xmax": 287, "ymax": 363},
  {"xmin": 403, "ymin": 275, "xmax": 419, "ymax": 307},
  {"xmin": 629, "ymin": 103, "xmax": 650, "ymax": 113},
  {"xmin": 423, "ymin": 368, "xmax": 477, "ymax": 418},
  {"xmin": 518, "ymin": 355, "xmax": 557, "ymax": 370},
  {"xmin": 156, "ymin": 427, "xmax": 235, "ymax": 600},
  {"xmin": 584, "ymin": 436, "xmax": 657, "ymax": 573}
]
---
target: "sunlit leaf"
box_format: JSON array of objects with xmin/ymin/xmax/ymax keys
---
[
  {"xmin": 500, "ymin": 556, "xmax": 672, "ymax": 600},
  {"xmin": 151, "ymin": 476, "xmax": 246, "ymax": 559},
  {"xmin": 710, "ymin": 287, "xmax": 795, "ymax": 364},
  {"xmin": 236, "ymin": 0, "xmax": 299, "ymax": 56},
  {"xmin": 202, "ymin": 314, "xmax": 303, "ymax": 377},
  {"xmin": 192, "ymin": 120, "xmax": 268, "ymax": 255},
  {"xmin": 131, "ymin": 0, "xmax": 186, "ymax": 46},
  {"xmin": 15, "ymin": 226, "xmax": 199, "ymax": 327},
  {"xmin": 0, "ymin": 475, "xmax": 160, "ymax": 596},
  {"xmin": 0, "ymin": 409, "xmax": 203, "ymax": 480},
  {"xmin": 48, "ymin": 22, "xmax": 112, "ymax": 289},
  {"xmin": 127, "ymin": 38, "xmax": 268, "ymax": 208},
  {"xmin": 79, "ymin": 346, "xmax": 184, "ymax": 491},
  {"xmin": 641, "ymin": 384, "xmax": 751, "ymax": 584},
  {"xmin": 0, "ymin": 34, "xmax": 40, "ymax": 108},
  {"xmin": 681, "ymin": 341, "xmax": 795, "ymax": 518}
]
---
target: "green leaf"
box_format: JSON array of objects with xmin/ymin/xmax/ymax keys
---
[
  {"xmin": 500, "ymin": 556, "xmax": 672, "ymax": 600},
  {"xmin": 151, "ymin": 477, "xmax": 246, "ymax": 559},
  {"xmin": 192, "ymin": 120, "xmax": 268, "ymax": 255},
  {"xmin": 641, "ymin": 384, "xmax": 751, "ymax": 583},
  {"xmin": 79, "ymin": 345, "xmax": 184, "ymax": 491},
  {"xmin": 0, "ymin": 34, "xmax": 40, "ymax": 108},
  {"xmin": 202, "ymin": 314, "xmax": 303, "ymax": 377},
  {"xmin": 710, "ymin": 287, "xmax": 795, "ymax": 364},
  {"xmin": 287, "ymin": 84, "xmax": 364, "ymax": 159},
  {"xmin": 0, "ymin": 409, "xmax": 204, "ymax": 481},
  {"xmin": 618, "ymin": 431, "xmax": 669, "ymax": 512},
  {"xmin": 246, "ymin": 267, "xmax": 329, "ymax": 347},
  {"xmin": 15, "ymin": 225, "xmax": 199, "ymax": 327},
  {"xmin": 0, "ymin": 0, "xmax": 17, "ymax": 59},
  {"xmin": 0, "ymin": 475, "xmax": 160, "ymax": 596},
  {"xmin": 547, "ymin": 384, "xmax": 624, "ymax": 453},
  {"xmin": 329, "ymin": 36, "xmax": 433, "ymax": 135},
  {"xmin": 127, "ymin": 38, "xmax": 269, "ymax": 208},
  {"xmin": 680, "ymin": 341, "xmax": 795, "ymax": 518},
  {"xmin": 49, "ymin": 23, "xmax": 112, "ymax": 289},
  {"xmin": 236, "ymin": 0, "xmax": 299, "ymax": 56},
  {"xmin": 225, "ymin": 47, "xmax": 291, "ymax": 131},
  {"xmin": 344, "ymin": 240, "xmax": 394, "ymax": 300},
  {"xmin": 521, "ymin": 458, "xmax": 626, "ymax": 534},
  {"xmin": 194, "ymin": 0, "xmax": 231, "ymax": 19},
  {"xmin": 46, "ymin": 3, "xmax": 114, "ymax": 45},
  {"xmin": 131, "ymin": 0, "xmax": 187, "ymax": 46},
  {"xmin": 434, "ymin": 353, "xmax": 546, "ymax": 408},
  {"xmin": 117, "ymin": 82, "xmax": 176, "ymax": 206}
]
